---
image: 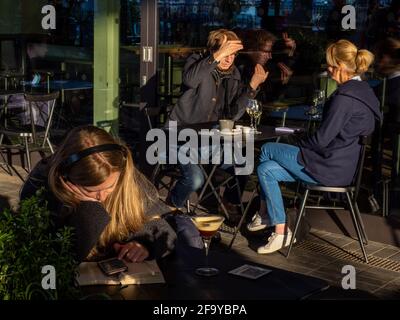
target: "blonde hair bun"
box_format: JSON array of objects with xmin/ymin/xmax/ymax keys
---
[
  {"xmin": 326, "ymin": 39, "xmax": 374, "ymax": 76},
  {"xmin": 356, "ymin": 49, "xmax": 374, "ymax": 74}
]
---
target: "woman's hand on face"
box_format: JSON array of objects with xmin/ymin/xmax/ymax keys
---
[
  {"xmin": 61, "ymin": 179, "xmax": 100, "ymax": 202},
  {"xmin": 113, "ymin": 241, "xmax": 149, "ymax": 263},
  {"xmin": 250, "ymin": 63, "xmax": 269, "ymax": 90},
  {"xmin": 278, "ymin": 62, "xmax": 293, "ymax": 85}
]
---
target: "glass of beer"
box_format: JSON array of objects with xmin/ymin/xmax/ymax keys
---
[{"xmin": 191, "ymin": 215, "xmax": 225, "ymax": 276}]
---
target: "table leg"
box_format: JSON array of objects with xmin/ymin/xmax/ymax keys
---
[{"xmin": 191, "ymin": 164, "xmax": 230, "ymax": 219}]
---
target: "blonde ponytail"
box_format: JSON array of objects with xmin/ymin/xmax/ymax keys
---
[
  {"xmin": 326, "ymin": 39, "xmax": 374, "ymax": 76},
  {"xmin": 355, "ymin": 49, "xmax": 374, "ymax": 74}
]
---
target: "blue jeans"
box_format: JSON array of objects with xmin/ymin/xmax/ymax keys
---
[
  {"xmin": 170, "ymin": 142, "xmax": 246, "ymax": 208},
  {"xmin": 170, "ymin": 163, "xmax": 205, "ymax": 208},
  {"xmin": 170, "ymin": 162, "xmax": 247, "ymax": 208},
  {"xmin": 257, "ymin": 143, "xmax": 318, "ymax": 226}
]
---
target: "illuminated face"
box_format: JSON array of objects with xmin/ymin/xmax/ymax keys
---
[
  {"xmin": 327, "ymin": 64, "xmax": 342, "ymax": 83},
  {"xmin": 218, "ymin": 52, "xmax": 238, "ymax": 71},
  {"xmin": 76, "ymin": 171, "xmax": 120, "ymax": 202}
]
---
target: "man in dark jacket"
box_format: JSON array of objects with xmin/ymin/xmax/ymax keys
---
[{"xmin": 166, "ymin": 29, "xmax": 268, "ymax": 210}]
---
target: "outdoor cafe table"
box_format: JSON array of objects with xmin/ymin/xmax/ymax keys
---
[
  {"xmin": 168, "ymin": 123, "xmax": 300, "ymax": 217},
  {"xmin": 82, "ymin": 243, "xmax": 329, "ymax": 300}
]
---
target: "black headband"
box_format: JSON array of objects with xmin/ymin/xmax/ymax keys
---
[{"xmin": 60, "ymin": 144, "xmax": 125, "ymax": 173}]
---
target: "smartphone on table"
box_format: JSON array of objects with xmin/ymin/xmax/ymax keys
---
[{"xmin": 97, "ymin": 257, "xmax": 128, "ymax": 276}]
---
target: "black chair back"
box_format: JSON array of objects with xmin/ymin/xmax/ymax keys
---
[{"xmin": 24, "ymin": 91, "xmax": 60, "ymax": 146}]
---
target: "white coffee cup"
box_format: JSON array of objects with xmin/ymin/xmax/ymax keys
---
[
  {"xmin": 235, "ymin": 125, "xmax": 243, "ymax": 131},
  {"xmin": 219, "ymin": 119, "xmax": 234, "ymax": 132},
  {"xmin": 242, "ymin": 126, "xmax": 253, "ymax": 134}
]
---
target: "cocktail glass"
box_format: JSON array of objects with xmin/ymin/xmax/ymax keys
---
[{"xmin": 191, "ymin": 215, "xmax": 225, "ymax": 276}]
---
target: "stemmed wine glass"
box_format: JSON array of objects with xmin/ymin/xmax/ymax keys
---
[
  {"xmin": 191, "ymin": 215, "xmax": 225, "ymax": 277},
  {"xmin": 246, "ymin": 99, "xmax": 262, "ymax": 134},
  {"xmin": 307, "ymin": 89, "xmax": 325, "ymax": 119}
]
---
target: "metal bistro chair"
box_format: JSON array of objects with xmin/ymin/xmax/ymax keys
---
[
  {"xmin": 149, "ymin": 104, "xmax": 183, "ymax": 193},
  {"xmin": 0, "ymin": 91, "xmax": 59, "ymax": 175},
  {"xmin": 287, "ymin": 135, "xmax": 370, "ymax": 263},
  {"xmin": 120, "ymin": 101, "xmax": 179, "ymax": 192}
]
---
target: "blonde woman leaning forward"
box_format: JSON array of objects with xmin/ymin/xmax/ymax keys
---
[{"xmin": 20, "ymin": 125, "xmax": 200, "ymax": 262}]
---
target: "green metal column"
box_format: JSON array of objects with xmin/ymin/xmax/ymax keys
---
[{"xmin": 93, "ymin": 0, "xmax": 120, "ymax": 134}]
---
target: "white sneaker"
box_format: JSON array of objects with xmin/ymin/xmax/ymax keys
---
[
  {"xmin": 257, "ymin": 232, "xmax": 296, "ymax": 254},
  {"xmin": 247, "ymin": 212, "xmax": 269, "ymax": 232}
]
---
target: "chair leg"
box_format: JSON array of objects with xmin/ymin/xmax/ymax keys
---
[
  {"xmin": 287, "ymin": 188, "xmax": 309, "ymax": 258},
  {"xmin": 0, "ymin": 133, "xmax": 11, "ymax": 175},
  {"xmin": 292, "ymin": 181, "xmax": 301, "ymax": 206},
  {"xmin": 192, "ymin": 165, "xmax": 229, "ymax": 218},
  {"xmin": 46, "ymin": 137, "xmax": 54, "ymax": 154},
  {"xmin": 24, "ymin": 135, "xmax": 31, "ymax": 172},
  {"xmin": 151, "ymin": 163, "xmax": 161, "ymax": 184},
  {"xmin": 228, "ymin": 187, "xmax": 257, "ymax": 249},
  {"xmin": 354, "ymin": 201, "xmax": 368, "ymax": 245},
  {"xmin": 345, "ymin": 192, "xmax": 369, "ymax": 263},
  {"xmin": 383, "ymin": 179, "xmax": 389, "ymax": 217}
]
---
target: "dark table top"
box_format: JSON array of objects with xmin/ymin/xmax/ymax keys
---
[
  {"xmin": 268, "ymin": 104, "xmax": 322, "ymax": 122},
  {"xmin": 82, "ymin": 245, "xmax": 329, "ymax": 300},
  {"xmin": 164, "ymin": 122, "xmax": 296, "ymax": 144}
]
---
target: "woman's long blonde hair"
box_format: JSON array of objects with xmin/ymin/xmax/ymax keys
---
[
  {"xmin": 326, "ymin": 39, "xmax": 374, "ymax": 76},
  {"xmin": 49, "ymin": 125, "xmax": 146, "ymax": 251}
]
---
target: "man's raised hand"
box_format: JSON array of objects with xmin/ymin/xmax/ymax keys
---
[
  {"xmin": 250, "ymin": 64, "xmax": 269, "ymax": 90},
  {"xmin": 213, "ymin": 35, "xmax": 243, "ymax": 62}
]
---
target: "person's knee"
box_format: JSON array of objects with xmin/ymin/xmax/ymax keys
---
[
  {"xmin": 257, "ymin": 161, "xmax": 275, "ymax": 179},
  {"xmin": 260, "ymin": 143, "xmax": 275, "ymax": 162},
  {"xmin": 181, "ymin": 166, "xmax": 204, "ymax": 190},
  {"xmin": 189, "ymin": 167, "xmax": 204, "ymax": 191}
]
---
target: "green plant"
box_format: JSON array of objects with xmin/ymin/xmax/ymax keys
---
[{"xmin": 0, "ymin": 189, "xmax": 80, "ymax": 300}]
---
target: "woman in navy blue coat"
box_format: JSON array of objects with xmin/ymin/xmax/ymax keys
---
[{"xmin": 248, "ymin": 40, "xmax": 382, "ymax": 254}]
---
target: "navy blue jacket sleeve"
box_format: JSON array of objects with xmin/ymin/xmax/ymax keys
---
[{"xmin": 298, "ymin": 95, "xmax": 352, "ymax": 153}]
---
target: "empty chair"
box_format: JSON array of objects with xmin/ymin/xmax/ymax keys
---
[{"xmin": 0, "ymin": 91, "xmax": 59, "ymax": 174}]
